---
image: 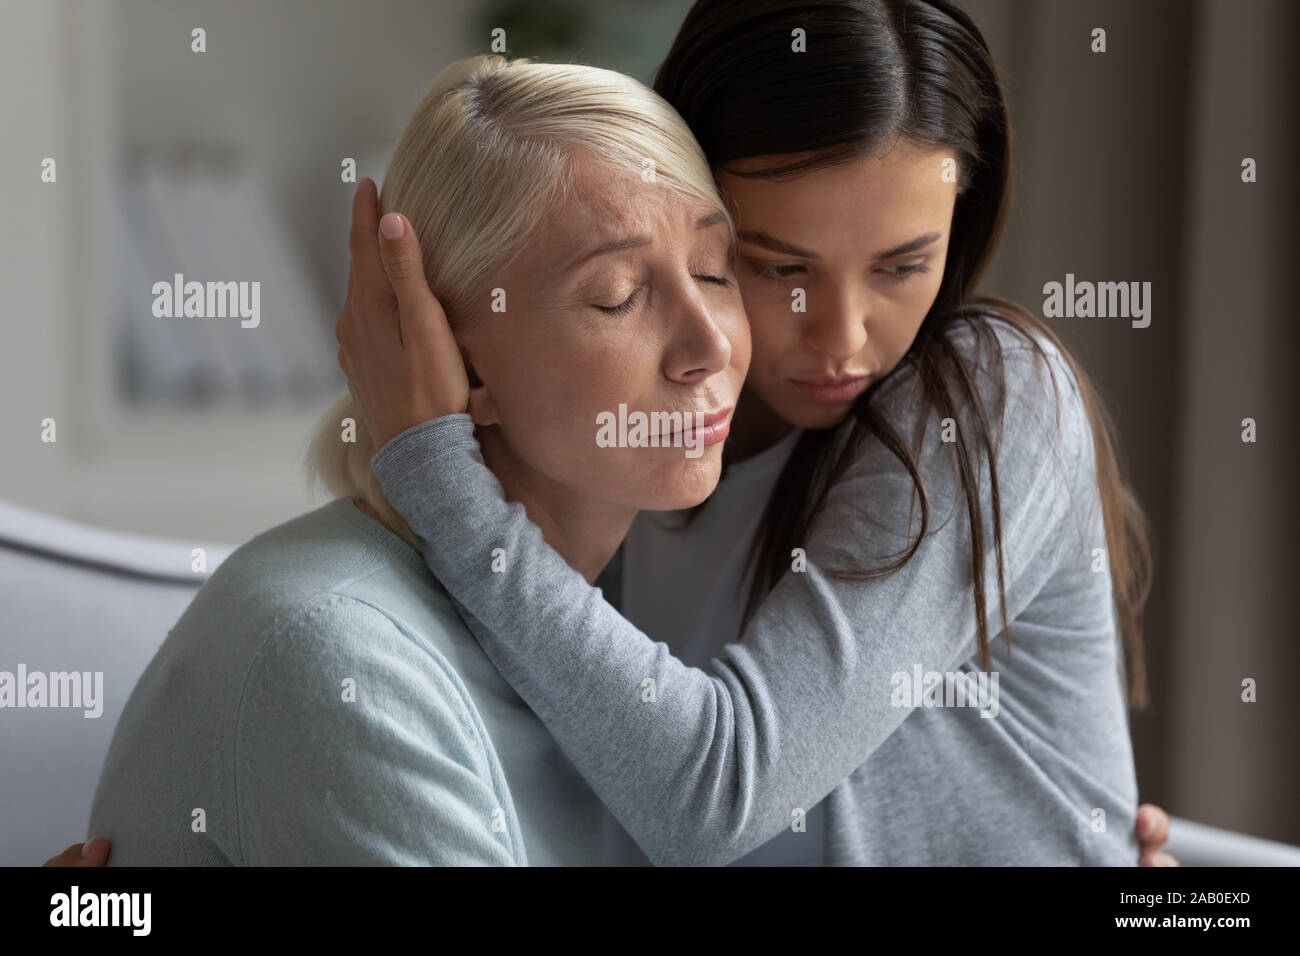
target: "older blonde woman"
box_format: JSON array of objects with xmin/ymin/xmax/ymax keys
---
[{"xmin": 85, "ymin": 55, "xmax": 747, "ymax": 865}]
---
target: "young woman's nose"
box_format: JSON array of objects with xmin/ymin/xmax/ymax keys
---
[{"xmin": 802, "ymin": 282, "xmax": 870, "ymax": 364}]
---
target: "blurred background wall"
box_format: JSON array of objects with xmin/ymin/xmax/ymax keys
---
[{"xmin": 1, "ymin": 0, "xmax": 1295, "ymax": 844}]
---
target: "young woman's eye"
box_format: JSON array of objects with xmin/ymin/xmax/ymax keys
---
[
  {"xmin": 882, "ymin": 263, "xmax": 930, "ymax": 283},
  {"xmin": 596, "ymin": 288, "xmax": 641, "ymax": 316},
  {"xmin": 748, "ymin": 261, "xmax": 805, "ymax": 280},
  {"xmin": 693, "ymin": 274, "xmax": 733, "ymax": 288}
]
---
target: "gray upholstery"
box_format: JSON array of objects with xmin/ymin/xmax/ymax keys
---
[
  {"xmin": 0, "ymin": 499, "xmax": 233, "ymax": 865},
  {"xmin": 1, "ymin": 498, "xmax": 1296, "ymax": 867},
  {"xmin": 1165, "ymin": 817, "xmax": 1300, "ymax": 867}
]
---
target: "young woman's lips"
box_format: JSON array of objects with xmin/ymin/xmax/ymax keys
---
[{"xmin": 790, "ymin": 375, "xmax": 870, "ymax": 405}]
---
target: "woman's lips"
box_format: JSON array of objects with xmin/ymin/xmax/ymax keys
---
[
  {"xmin": 688, "ymin": 416, "xmax": 731, "ymax": 447},
  {"xmin": 789, "ymin": 374, "xmax": 870, "ymax": 405},
  {"xmin": 663, "ymin": 407, "xmax": 732, "ymax": 448}
]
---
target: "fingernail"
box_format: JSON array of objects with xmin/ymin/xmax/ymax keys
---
[
  {"xmin": 81, "ymin": 840, "xmax": 93, "ymax": 858},
  {"xmin": 380, "ymin": 213, "xmax": 405, "ymax": 239}
]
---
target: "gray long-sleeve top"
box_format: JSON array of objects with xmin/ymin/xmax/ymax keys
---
[{"xmin": 370, "ymin": 319, "xmax": 1140, "ymax": 866}]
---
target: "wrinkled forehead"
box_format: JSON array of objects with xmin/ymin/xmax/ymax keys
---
[
  {"xmin": 528, "ymin": 160, "xmax": 721, "ymax": 272},
  {"xmin": 563, "ymin": 160, "xmax": 676, "ymax": 228}
]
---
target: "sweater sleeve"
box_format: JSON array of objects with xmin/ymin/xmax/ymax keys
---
[
  {"xmin": 234, "ymin": 594, "xmax": 525, "ymax": 866},
  {"xmin": 371, "ymin": 336, "xmax": 1092, "ymax": 866}
]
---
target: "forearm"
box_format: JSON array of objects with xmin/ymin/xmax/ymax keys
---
[{"xmin": 373, "ymin": 415, "xmax": 1003, "ymax": 865}]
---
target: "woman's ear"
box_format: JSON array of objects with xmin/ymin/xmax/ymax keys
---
[{"xmin": 462, "ymin": 347, "xmax": 499, "ymax": 426}]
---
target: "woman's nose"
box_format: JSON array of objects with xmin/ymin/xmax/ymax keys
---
[
  {"xmin": 664, "ymin": 286, "xmax": 733, "ymax": 385},
  {"xmin": 803, "ymin": 286, "xmax": 869, "ymax": 362}
]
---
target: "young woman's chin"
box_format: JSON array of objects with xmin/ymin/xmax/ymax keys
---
[{"xmin": 760, "ymin": 385, "xmax": 859, "ymax": 432}]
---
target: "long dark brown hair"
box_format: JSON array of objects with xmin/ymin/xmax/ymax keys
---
[{"xmin": 654, "ymin": 0, "xmax": 1152, "ymax": 706}]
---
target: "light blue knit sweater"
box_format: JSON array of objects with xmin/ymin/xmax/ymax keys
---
[{"xmin": 88, "ymin": 496, "xmax": 633, "ymax": 865}]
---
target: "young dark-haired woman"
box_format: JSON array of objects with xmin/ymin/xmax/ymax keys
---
[{"xmin": 335, "ymin": 0, "xmax": 1163, "ymax": 866}]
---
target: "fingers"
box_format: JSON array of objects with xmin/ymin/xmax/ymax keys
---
[
  {"xmin": 336, "ymin": 181, "xmax": 470, "ymax": 442},
  {"xmin": 81, "ymin": 836, "xmax": 111, "ymax": 865},
  {"xmin": 376, "ymin": 212, "xmax": 439, "ymax": 345},
  {"xmin": 42, "ymin": 843, "xmax": 83, "ymax": 866},
  {"xmin": 348, "ymin": 178, "xmax": 384, "ymax": 302},
  {"xmin": 42, "ymin": 837, "xmax": 110, "ymax": 867},
  {"xmin": 1136, "ymin": 803, "xmax": 1170, "ymax": 847},
  {"xmin": 376, "ymin": 212, "xmax": 465, "ymax": 381},
  {"xmin": 335, "ymin": 253, "xmax": 356, "ymax": 349},
  {"xmin": 1135, "ymin": 804, "xmax": 1177, "ymax": 866}
]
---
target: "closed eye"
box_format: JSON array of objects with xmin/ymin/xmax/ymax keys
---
[
  {"xmin": 596, "ymin": 288, "xmax": 641, "ymax": 316},
  {"xmin": 694, "ymin": 274, "xmax": 733, "ymax": 287}
]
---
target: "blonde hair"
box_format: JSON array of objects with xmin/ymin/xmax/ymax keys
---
[{"xmin": 306, "ymin": 56, "xmax": 729, "ymax": 548}]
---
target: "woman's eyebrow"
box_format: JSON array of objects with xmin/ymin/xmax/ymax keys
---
[
  {"xmin": 575, "ymin": 235, "xmax": 651, "ymax": 265},
  {"xmin": 570, "ymin": 210, "xmax": 732, "ymax": 267},
  {"xmin": 738, "ymin": 229, "xmax": 818, "ymax": 259},
  {"xmin": 871, "ymin": 231, "xmax": 943, "ymax": 259},
  {"xmin": 738, "ymin": 229, "xmax": 943, "ymax": 260}
]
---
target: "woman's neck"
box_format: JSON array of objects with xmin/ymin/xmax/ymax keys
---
[
  {"xmin": 475, "ymin": 427, "xmax": 635, "ymax": 585},
  {"xmin": 725, "ymin": 385, "xmax": 795, "ymax": 464}
]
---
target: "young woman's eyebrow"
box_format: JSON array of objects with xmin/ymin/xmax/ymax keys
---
[
  {"xmin": 738, "ymin": 229, "xmax": 943, "ymax": 261},
  {"xmin": 871, "ymin": 231, "xmax": 943, "ymax": 259},
  {"xmin": 738, "ymin": 229, "xmax": 818, "ymax": 259}
]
